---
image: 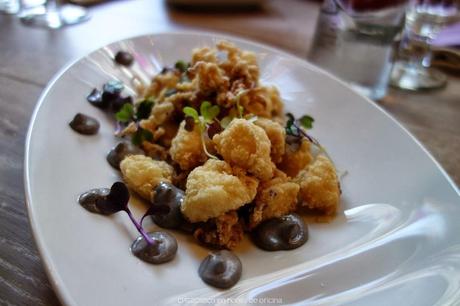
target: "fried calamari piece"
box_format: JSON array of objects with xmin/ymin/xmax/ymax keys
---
[
  {"xmin": 191, "ymin": 46, "xmax": 218, "ymax": 65},
  {"xmin": 254, "ymin": 118, "xmax": 285, "ymax": 164},
  {"xmin": 193, "ymin": 211, "xmax": 244, "ymax": 249},
  {"xmin": 216, "ymin": 41, "xmax": 259, "ymax": 88},
  {"xmin": 142, "ymin": 70, "xmax": 179, "ymax": 98},
  {"xmin": 181, "ymin": 160, "xmax": 258, "ymax": 223},
  {"xmin": 141, "ymin": 142, "xmax": 168, "ymax": 161},
  {"xmin": 249, "ymin": 170, "xmax": 300, "ymax": 229},
  {"xmin": 238, "ymin": 86, "xmax": 284, "ymax": 118},
  {"xmin": 139, "ymin": 101, "xmax": 175, "ymax": 133},
  {"xmin": 120, "ymin": 155, "xmax": 173, "ymax": 200},
  {"xmin": 278, "ymin": 137, "xmax": 313, "ymax": 178},
  {"xmin": 213, "ymin": 119, "xmax": 274, "ymax": 181},
  {"xmin": 294, "ymin": 155, "xmax": 340, "ymax": 216},
  {"xmin": 170, "ymin": 120, "xmax": 207, "ymax": 171},
  {"xmin": 191, "ymin": 61, "xmax": 229, "ymax": 96}
]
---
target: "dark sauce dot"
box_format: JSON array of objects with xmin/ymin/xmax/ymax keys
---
[
  {"xmin": 106, "ymin": 142, "xmax": 143, "ymax": 170},
  {"xmin": 69, "ymin": 113, "xmax": 100, "ymax": 135},
  {"xmin": 102, "ymin": 80, "xmax": 124, "ymax": 107},
  {"xmin": 150, "ymin": 182, "xmax": 185, "ymax": 229},
  {"xmin": 78, "ymin": 188, "xmax": 110, "ymax": 214},
  {"xmin": 198, "ymin": 250, "xmax": 242, "ymax": 289},
  {"xmin": 114, "ymin": 51, "xmax": 134, "ymax": 67},
  {"xmin": 131, "ymin": 232, "xmax": 178, "ymax": 264},
  {"xmin": 86, "ymin": 88, "xmax": 109, "ymax": 109},
  {"xmin": 184, "ymin": 116, "xmax": 195, "ymax": 132},
  {"xmin": 252, "ymin": 214, "xmax": 308, "ymax": 251}
]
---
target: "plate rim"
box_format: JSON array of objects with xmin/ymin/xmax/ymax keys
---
[{"xmin": 23, "ymin": 29, "xmax": 460, "ymax": 306}]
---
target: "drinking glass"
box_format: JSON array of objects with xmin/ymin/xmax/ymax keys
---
[
  {"xmin": 0, "ymin": 0, "xmax": 20, "ymax": 14},
  {"xmin": 308, "ymin": 0, "xmax": 408, "ymax": 101},
  {"xmin": 19, "ymin": 0, "xmax": 90, "ymax": 29},
  {"xmin": 391, "ymin": 0, "xmax": 459, "ymax": 90}
]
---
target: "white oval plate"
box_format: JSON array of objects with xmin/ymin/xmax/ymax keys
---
[{"xmin": 25, "ymin": 32, "xmax": 460, "ymax": 306}]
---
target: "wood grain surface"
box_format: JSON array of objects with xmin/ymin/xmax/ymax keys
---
[{"xmin": 0, "ymin": 0, "xmax": 458, "ymax": 305}]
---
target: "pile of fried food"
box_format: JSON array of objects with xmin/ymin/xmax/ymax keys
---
[{"xmin": 118, "ymin": 41, "xmax": 340, "ymax": 249}]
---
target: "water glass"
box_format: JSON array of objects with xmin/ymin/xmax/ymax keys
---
[
  {"xmin": 308, "ymin": 0, "xmax": 408, "ymax": 100},
  {"xmin": 391, "ymin": 0, "xmax": 459, "ymax": 90},
  {"xmin": 0, "ymin": 0, "xmax": 20, "ymax": 14}
]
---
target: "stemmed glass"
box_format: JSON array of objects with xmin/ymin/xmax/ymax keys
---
[
  {"xmin": 19, "ymin": 0, "xmax": 90, "ymax": 29},
  {"xmin": 391, "ymin": 0, "xmax": 459, "ymax": 90}
]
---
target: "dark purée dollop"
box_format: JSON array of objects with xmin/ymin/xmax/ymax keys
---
[
  {"xmin": 252, "ymin": 214, "xmax": 308, "ymax": 251},
  {"xmin": 106, "ymin": 142, "xmax": 143, "ymax": 170},
  {"xmin": 131, "ymin": 231, "xmax": 178, "ymax": 264},
  {"xmin": 199, "ymin": 250, "xmax": 242, "ymax": 289},
  {"xmin": 69, "ymin": 113, "xmax": 100, "ymax": 135},
  {"xmin": 150, "ymin": 182, "xmax": 186, "ymax": 230}
]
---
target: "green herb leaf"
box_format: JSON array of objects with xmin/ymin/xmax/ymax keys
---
[
  {"xmin": 136, "ymin": 100, "xmax": 154, "ymax": 120},
  {"xmin": 285, "ymin": 114, "xmax": 300, "ymax": 137},
  {"xmin": 183, "ymin": 106, "xmax": 199, "ymax": 121},
  {"xmin": 132, "ymin": 128, "xmax": 153, "ymax": 146},
  {"xmin": 115, "ymin": 103, "xmax": 134, "ymax": 122},
  {"xmin": 200, "ymin": 101, "xmax": 220, "ymax": 123},
  {"xmin": 299, "ymin": 115, "xmax": 314, "ymax": 129},
  {"xmin": 175, "ymin": 60, "xmax": 189, "ymax": 73}
]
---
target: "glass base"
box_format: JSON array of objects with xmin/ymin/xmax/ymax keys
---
[
  {"xmin": 349, "ymin": 83, "xmax": 387, "ymax": 101},
  {"xmin": 20, "ymin": 4, "xmax": 89, "ymax": 29},
  {"xmin": 390, "ymin": 61, "xmax": 447, "ymax": 91}
]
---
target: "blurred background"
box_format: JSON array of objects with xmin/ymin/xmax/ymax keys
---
[{"xmin": 0, "ymin": 0, "xmax": 459, "ymax": 305}]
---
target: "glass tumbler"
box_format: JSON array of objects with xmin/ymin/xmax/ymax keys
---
[
  {"xmin": 308, "ymin": 0, "xmax": 408, "ymax": 100},
  {"xmin": 391, "ymin": 0, "xmax": 459, "ymax": 90}
]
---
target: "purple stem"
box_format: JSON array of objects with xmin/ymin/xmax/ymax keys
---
[
  {"xmin": 293, "ymin": 121, "xmax": 320, "ymax": 147},
  {"xmin": 125, "ymin": 209, "xmax": 157, "ymax": 246}
]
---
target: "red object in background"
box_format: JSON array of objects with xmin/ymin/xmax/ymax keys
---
[{"xmin": 339, "ymin": 0, "xmax": 407, "ymax": 11}]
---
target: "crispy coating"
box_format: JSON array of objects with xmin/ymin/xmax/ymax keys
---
[
  {"xmin": 170, "ymin": 120, "xmax": 207, "ymax": 171},
  {"xmin": 217, "ymin": 41, "xmax": 259, "ymax": 88},
  {"xmin": 255, "ymin": 118, "xmax": 285, "ymax": 164},
  {"xmin": 182, "ymin": 160, "xmax": 258, "ymax": 223},
  {"xmin": 278, "ymin": 138, "xmax": 313, "ymax": 178},
  {"xmin": 193, "ymin": 211, "xmax": 244, "ymax": 249},
  {"xmin": 191, "ymin": 46, "xmax": 218, "ymax": 65},
  {"xmin": 294, "ymin": 155, "xmax": 340, "ymax": 216},
  {"xmin": 120, "ymin": 155, "xmax": 173, "ymax": 200},
  {"xmin": 249, "ymin": 170, "xmax": 300, "ymax": 229},
  {"xmin": 237, "ymin": 86, "xmax": 283, "ymax": 118},
  {"xmin": 191, "ymin": 61, "xmax": 229, "ymax": 96},
  {"xmin": 140, "ymin": 101, "xmax": 175, "ymax": 133},
  {"xmin": 213, "ymin": 119, "xmax": 274, "ymax": 181},
  {"xmin": 143, "ymin": 71, "xmax": 179, "ymax": 98}
]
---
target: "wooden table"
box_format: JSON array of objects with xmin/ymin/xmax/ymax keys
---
[{"xmin": 0, "ymin": 0, "xmax": 458, "ymax": 304}]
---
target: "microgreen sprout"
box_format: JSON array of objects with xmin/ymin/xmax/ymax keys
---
[
  {"xmin": 95, "ymin": 182, "xmax": 157, "ymax": 246},
  {"xmin": 115, "ymin": 97, "xmax": 155, "ymax": 123},
  {"xmin": 234, "ymin": 89, "xmax": 248, "ymax": 118},
  {"xmin": 285, "ymin": 113, "xmax": 335, "ymax": 164},
  {"xmin": 140, "ymin": 203, "xmax": 170, "ymax": 227},
  {"xmin": 175, "ymin": 60, "xmax": 189, "ymax": 73},
  {"xmin": 136, "ymin": 99, "xmax": 154, "ymax": 120},
  {"xmin": 183, "ymin": 101, "xmax": 221, "ymax": 159},
  {"xmin": 115, "ymin": 103, "xmax": 134, "ymax": 122},
  {"xmin": 132, "ymin": 127, "xmax": 153, "ymax": 146}
]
